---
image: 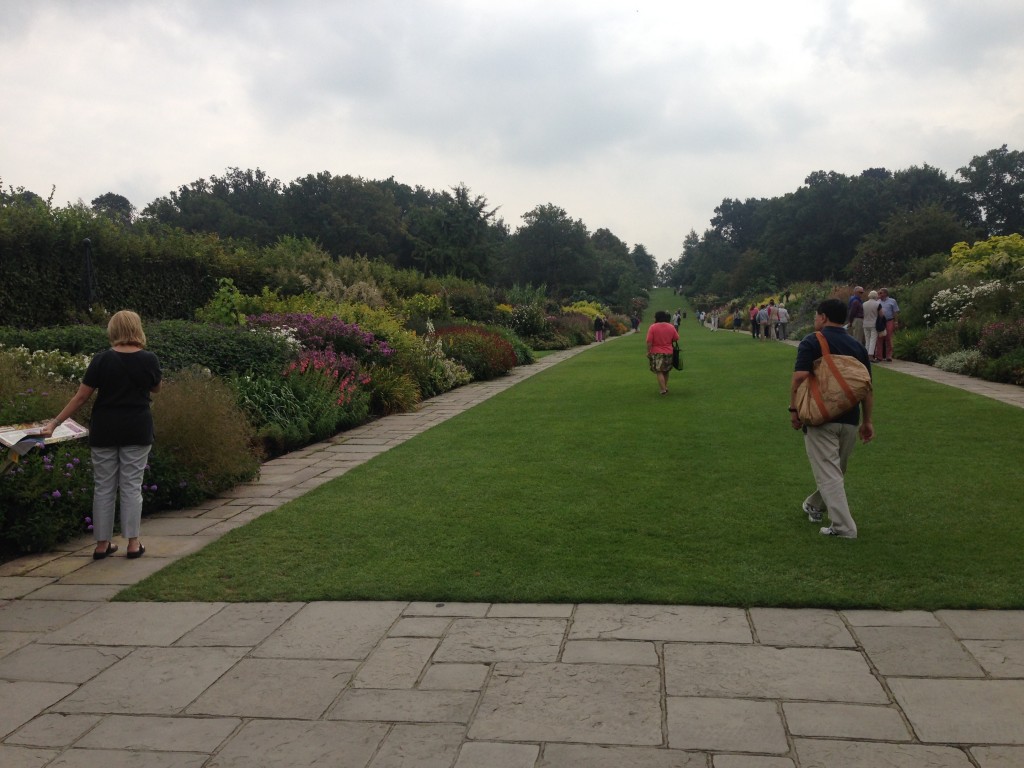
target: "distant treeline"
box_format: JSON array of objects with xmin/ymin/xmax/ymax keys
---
[
  {"xmin": 660, "ymin": 145, "xmax": 1024, "ymax": 298},
  {"xmin": 0, "ymin": 170, "xmax": 657, "ymax": 327}
]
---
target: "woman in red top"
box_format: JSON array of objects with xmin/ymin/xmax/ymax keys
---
[{"xmin": 646, "ymin": 310, "xmax": 680, "ymax": 395}]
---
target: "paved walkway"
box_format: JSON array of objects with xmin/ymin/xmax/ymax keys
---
[{"xmin": 1, "ymin": 341, "xmax": 1022, "ymax": 767}]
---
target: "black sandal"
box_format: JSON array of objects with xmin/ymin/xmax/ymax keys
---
[
  {"xmin": 126, "ymin": 544, "xmax": 145, "ymax": 560},
  {"xmin": 93, "ymin": 543, "xmax": 118, "ymax": 560}
]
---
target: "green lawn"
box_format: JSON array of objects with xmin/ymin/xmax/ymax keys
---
[{"xmin": 120, "ymin": 289, "xmax": 1024, "ymax": 609}]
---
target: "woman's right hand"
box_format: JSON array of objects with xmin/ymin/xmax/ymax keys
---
[{"xmin": 38, "ymin": 420, "xmax": 58, "ymax": 438}]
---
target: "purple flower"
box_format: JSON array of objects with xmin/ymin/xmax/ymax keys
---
[
  {"xmin": 150, "ymin": 484, "xmax": 158, "ymax": 491},
  {"xmin": 85, "ymin": 517, "xmax": 92, "ymax": 523},
  {"xmin": 51, "ymin": 490, "xmax": 61, "ymax": 498}
]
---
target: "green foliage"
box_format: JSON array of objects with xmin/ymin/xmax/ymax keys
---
[
  {"xmin": 195, "ymin": 278, "xmax": 247, "ymax": 325},
  {"xmin": 934, "ymin": 349, "xmax": 984, "ymax": 376},
  {"xmin": 914, "ymin": 322, "xmax": 962, "ymax": 363},
  {"xmin": 231, "ymin": 374, "xmax": 315, "ymax": 455},
  {"xmin": 978, "ymin": 319, "xmax": 1024, "ymax": 359},
  {"xmin": 150, "ymin": 370, "xmax": 260, "ymax": 497},
  {"xmin": 483, "ymin": 324, "xmax": 535, "ymax": 366},
  {"xmin": 980, "ymin": 348, "xmax": 1024, "ymax": 385},
  {"xmin": 0, "ymin": 325, "xmax": 109, "ymax": 356},
  {"xmin": 147, "ymin": 321, "xmax": 295, "ymax": 377},
  {"xmin": 365, "ymin": 365, "xmax": 422, "ymax": 416},
  {"xmin": 947, "ymin": 234, "xmax": 1024, "ymax": 279},
  {"xmin": 435, "ymin": 325, "xmax": 518, "ymax": 380},
  {"xmin": 891, "ymin": 327, "xmax": 931, "ymax": 363},
  {"xmin": 1, "ymin": 442, "xmax": 93, "ymax": 552}
]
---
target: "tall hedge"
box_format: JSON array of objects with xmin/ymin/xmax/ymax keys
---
[{"xmin": 0, "ymin": 200, "xmax": 276, "ymax": 328}]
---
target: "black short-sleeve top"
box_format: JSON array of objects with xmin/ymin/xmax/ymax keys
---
[{"xmin": 82, "ymin": 349, "xmax": 162, "ymax": 447}]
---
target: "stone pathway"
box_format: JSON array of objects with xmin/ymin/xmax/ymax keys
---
[{"xmin": 1, "ymin": 339, "xmax": 1022, "ymax": 767}]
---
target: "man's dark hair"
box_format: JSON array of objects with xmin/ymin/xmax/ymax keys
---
[
  {"xmin": 818, "ymin": 298, "xmax": 847, "ymax": 325},
  {"xmin": 654, "ymin": 310, "xmax": 670, "ymax": 322}
]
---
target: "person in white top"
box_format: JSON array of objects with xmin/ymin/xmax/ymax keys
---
[
  {"xmin": 862, "ymin": 290, "xmax": 882, "ymax": 362},
  {"xmin": 777, "ymin": 304, "xmax": 791, "ymax": 340}
]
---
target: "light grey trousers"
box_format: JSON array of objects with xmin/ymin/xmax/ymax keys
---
[
  {"xmin": 803, "ymin": 422, "xmax": 859, "ymax": 538},
  {"xmin": 90, "ymin": 445, "xmax": 151, "ymax": 541}
]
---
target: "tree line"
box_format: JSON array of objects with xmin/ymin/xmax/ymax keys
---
[
  {"xmin": 83, "ymin": 169, "xmax": 657, "ymax": 309},
  {"xmin": 659, "ymin": 145, "xmax": 1024, "ymax": 298}
]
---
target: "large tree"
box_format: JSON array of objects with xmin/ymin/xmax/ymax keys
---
[
  {"xmin": 406, "ymin": 184, "xmax": 502, "ymax": 280},
  {"xmin": 500, "ymin": 204, "xmax": 591, "ymax": 298},
  {"xmin": 91, "ymin": 192, "xmax": 135, "ymax": 226},
  {"xmin": 958, "ymin": 145, "xmax": 1024, "ymax": 237}
]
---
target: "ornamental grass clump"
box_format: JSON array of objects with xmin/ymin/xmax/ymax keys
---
[{"xmin": 151, "ymin": 369, "xmax": 260, "ymax": 497}]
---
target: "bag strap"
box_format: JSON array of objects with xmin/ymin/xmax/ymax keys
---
[{"xmin": 814, "ymin": 331, "xmax": 858, "ymax": 405}]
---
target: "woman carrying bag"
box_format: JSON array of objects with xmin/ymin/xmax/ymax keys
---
[{"xmin": 646, "ymin": 310, "xmax": 680, "ymax": 395}]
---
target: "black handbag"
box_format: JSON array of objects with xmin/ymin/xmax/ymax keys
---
[
  {"xmin": 672, "ymin": 342, "xmax": 682, "ymax": 370},
  {"xmin": 875, "ymin": 313, "xmax": 887, "ymax": 332}
]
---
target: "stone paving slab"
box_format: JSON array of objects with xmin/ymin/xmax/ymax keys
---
[
  {"xmin": 664, "ymin": 643, "xmax": 888, "ymax": 702},
  {"xmin": 888, "ymin": 678, "xmax": 1024, "ymax": 744},
  {"xmin": 569, "ymin": 604, "xmax": 751, "ymax": 643},
  {"xmin": 852, "ymin": 625, "xmax": 986, "ymax": 677},
  {"xmin": 470, "ymin": 661, "xmax": 662, "ymax": 745},
  {"xmin": 793, "ymin": 738, "xmax": 975, "ymax": 767}
]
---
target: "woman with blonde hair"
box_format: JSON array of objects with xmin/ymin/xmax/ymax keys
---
[{"xmin": 43, "ymin": 310, "xmax": 162, "ymax": 559}]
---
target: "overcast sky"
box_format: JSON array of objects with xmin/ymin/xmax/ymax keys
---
[{"xmin": 3, "ymin": 0, "xmax": 1022, "ymax": 264}]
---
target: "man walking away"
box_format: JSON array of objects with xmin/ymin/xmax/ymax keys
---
[
  {"xmin": 876, "ymin": 288, "xmax": 900, "ymax": 362},
  {"xmin": 847, "ymin": 286, "xmax": 866, "ymax": 345},
  {"xmin": 789, "ymin": 299, "xmax": 874, "ymax": 539}
]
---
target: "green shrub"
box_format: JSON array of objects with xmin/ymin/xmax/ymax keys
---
[
  {"xmin": 147, "ymin": 321, "xmax": 295, "ymax": 377},
  {"xmin": 978, "ymin": 319, "xmax": 1024, "ymax": 359},
  {"xmin": 0, "ymin": 325, "xmax": 108, "ymax": 355},
  {"xmin": 484, "ymin": 325, "xmax": 534, "ymax": 366},
  {"xmin": 934, "ymin": 349, "xmax": 984, "ymax": 376},
  {"xmin": 915, "ymin": 323, "xmax": 962, "ymax": 364},
  {"xmin": 435, "ymin": 325, "xmax": 518, "ymax": 380},
  {"xmin": 195, "ymin": 277, "xmax": 248, "ymax": 325},
  {"xmin": 542, "ymin": 312, "xmax": 592, "ymax": 347},
  {"xmin": 507, "ymin": 304, "xmax": 549, "ymax": 338},
  {"xmin": 892, "ymin": 327, "xmax": 932, "ymax": 363},
  {"xmin": 980, "ymin": 348, "xmax": 1024, "ymax": 385}
]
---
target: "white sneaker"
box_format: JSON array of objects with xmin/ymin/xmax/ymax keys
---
[
  {"xmin": 820, "ymin": 527, "xmax": 856, "ymax": 539},
  {"xmin": 802, "ymin": 501, "xmax": 823, "ymax": 523}
]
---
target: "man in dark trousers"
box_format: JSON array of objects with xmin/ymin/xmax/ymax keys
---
[{"xmin": 788, "ymin": 299, "xmax": 874, "ymax": 538}]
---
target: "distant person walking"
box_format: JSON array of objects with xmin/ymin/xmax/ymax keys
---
[
  {"xmin": 847, "ymin": 286, "xmax": 866, "ymax": 345},
  {"xmin": 646, "ymin": 310, "xmax": 680, "ymax": 395},
  {"xmin": 594, "ymin": 315, "xmax": 605, "ymax": 342}
]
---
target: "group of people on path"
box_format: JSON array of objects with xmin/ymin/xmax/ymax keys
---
[
  {"xmin": 846, "ymin": 286, "xmax": 901, "ymax": 362},
  {"xmin": 749, "ymin": 300, "xmax": 791, "ymax": 340}
]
